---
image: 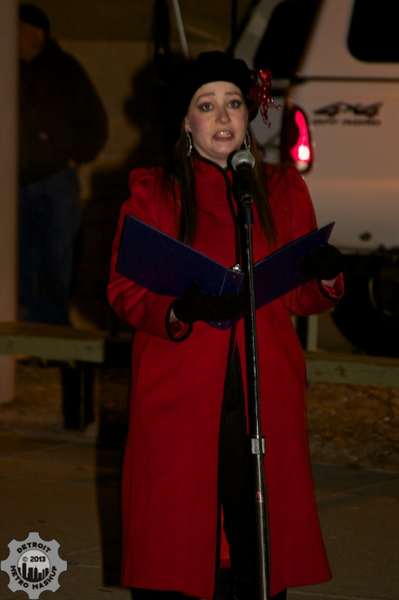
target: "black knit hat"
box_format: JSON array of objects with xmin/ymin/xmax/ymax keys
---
[
  {"xmin": 171, "ymin": 51, "xmax": 257, "ymax": 123},
  {"xmin": 155, "ymin": 50, "xmax": 272, "ymax": 145},
  {"xmin": 19, "ymin": 4, "xmax": 50, "ymax": 35}
]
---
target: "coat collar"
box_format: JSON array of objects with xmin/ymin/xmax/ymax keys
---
[{"xmin": 192, "ymin": 152, "xmax": 234, "ymax": 186}]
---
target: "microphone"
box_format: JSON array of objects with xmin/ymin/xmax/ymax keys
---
[
  {"xmin": 230, "ymin": 149, "xmax": 256, "ymax": 172},
  {"xmin": 229, "ymin": 149, "xmax": 256, "ymax": 204}
]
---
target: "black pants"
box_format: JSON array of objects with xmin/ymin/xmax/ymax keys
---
[
  {"xmin": 218, "ymin": 348, "xmax": 257, "ymax": 596},
  {"xmin": 132, "ymin": 591, "xmax": 287, "ymax": 600},
  {"xmin": 133, "ymin": 350, "xmax": 287, "ymax": 600},
  {"xmin": 218, "ymin": 349, "xmax": 287, "ymax": 600}
]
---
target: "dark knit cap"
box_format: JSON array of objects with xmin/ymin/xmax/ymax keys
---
[
  {"xmin": 19, "ymin": 4, "xmax": 50, "ymax": 35},
  {"xmin": 171, "ymin": 51, "xmax": 257, "ymax": 122},
  {"xmin": 155, "ymin": 50, "xmax": 262, "ymax": 145}
]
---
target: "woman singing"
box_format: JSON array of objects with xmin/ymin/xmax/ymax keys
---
[{"xmin": 108, "ymin": 51, "xmax": 344, "ymax": 600}]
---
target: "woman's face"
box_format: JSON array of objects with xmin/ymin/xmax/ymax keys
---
[{"xmin": 184, "ymin": 81, "xmax": 248, "ymax": 168}]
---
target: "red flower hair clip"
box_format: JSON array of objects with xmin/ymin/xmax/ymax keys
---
[{"xmin": 248, "ymin": 68, "xmax": 275, "ymax": 125}]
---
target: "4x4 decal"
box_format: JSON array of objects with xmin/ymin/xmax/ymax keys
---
[
  {"xmin": 313, "ymin": 101, "xmax": 382, "ymax": 126},
  {"xmin": 314, "ymin": 101, "xmax": 382, "ymax": 118}
]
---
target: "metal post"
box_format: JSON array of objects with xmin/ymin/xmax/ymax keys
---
[
  {"xmin": 170, "ymin": 0, "xmax": 189, "ymax": 56},
  {"xmin": 0, "ymin": 0, "xmax": 17, "ymax": 404},
  {"xmin": 230, "ymin": 0, "xmax": 238, "ymax": 47}
]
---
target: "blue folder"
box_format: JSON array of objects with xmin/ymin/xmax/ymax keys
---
[{"xmin": 116, "ymin": 215, "xmax": 334, "ymax": 327}]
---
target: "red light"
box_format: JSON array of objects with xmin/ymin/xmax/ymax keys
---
[
  {"xmin": 290, "ymin": 109, "xmax": 312, "ymax": 170},
  {"xmin": 281, "ymin": 105, "xmax": 313, "ymax": 173}
]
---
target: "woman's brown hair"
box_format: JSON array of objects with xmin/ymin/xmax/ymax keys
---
[{"xmin": 164, "ymin": 129, "xmax": 276, "ymax": 246}]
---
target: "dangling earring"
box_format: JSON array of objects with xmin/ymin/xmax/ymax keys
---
[
  {"xmin": 185, "ymin": 130, "xmax": 193, "ymax": 157},
  {"xmin": 244, "ymin": 131, "xmax": 251, "ymax": 151}
]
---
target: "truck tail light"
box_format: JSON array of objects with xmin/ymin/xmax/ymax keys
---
[{"xmin": 281, "ymin": 105, "xmax": 313, "ymax": 173}]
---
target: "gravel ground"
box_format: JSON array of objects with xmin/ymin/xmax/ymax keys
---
[
  {"xmin": 1, "ymin": 364, "xmax": 399, "ymax": 472},
  {"xmin": 308, "ymin": 382, "xmax": 399, "ymax": 471}
]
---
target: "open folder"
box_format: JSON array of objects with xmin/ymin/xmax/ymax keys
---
[{"xmin": 116, "ymin": 215, "xmax": 334, "ymax": 328}]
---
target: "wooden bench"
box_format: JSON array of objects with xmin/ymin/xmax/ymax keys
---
[
  {"xmin": 0, "ymin": 322, "xmax": 105, "ymax": 430},
  {"xmin": 305, "ymin": 351, "xmax": 399, "ymax": 388},
  {"xmin": 2, "ymin": 322, "xmax": 399, "ymax": 432}
]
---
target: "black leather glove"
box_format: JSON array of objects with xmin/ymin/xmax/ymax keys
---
[
  {"xmin": 172, "ymin": 284, "xmax": 245, "ymax": 324},
  {"xmin": 302, "ymin": 243, "xmax": 343, "ymax": 280}
]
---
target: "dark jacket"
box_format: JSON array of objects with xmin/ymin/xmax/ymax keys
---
[{"xmin": 19, "ymin": 39, "xmax": 108, "ymax": 185}]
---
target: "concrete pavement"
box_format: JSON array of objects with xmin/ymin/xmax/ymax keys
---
[{"xmin": 0, "ymin": 428, "xmax": 398, "ymax": 600}]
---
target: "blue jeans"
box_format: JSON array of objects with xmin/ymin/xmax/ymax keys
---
[{"xmin": 19, "ymin": 168, "xmax": 80, "ymax": 324}]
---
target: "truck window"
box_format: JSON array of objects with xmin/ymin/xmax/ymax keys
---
[
  {"xmin": 253, "ymin": 0, "xmax": 320, "ymax": 78},
  {"xmin": 348, "ymin": 0, "xmax": 399, "ymax": 62}
]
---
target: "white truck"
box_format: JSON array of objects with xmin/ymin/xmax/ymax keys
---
[{"xmin": 236, "ymin": 0, "xmax": 399, "ymax": 355}]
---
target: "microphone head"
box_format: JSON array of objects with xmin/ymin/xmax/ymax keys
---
[{"xmin": 230, "ymin": 149, "xmax": 256, "ymax": 172}]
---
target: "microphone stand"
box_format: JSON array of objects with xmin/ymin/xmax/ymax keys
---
[{"xmin": 235, "ymin": 179, "xmax": 271, "ymax": 600}]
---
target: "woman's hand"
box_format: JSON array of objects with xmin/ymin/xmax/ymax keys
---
[
  {"xmin": 172, "ymin": 284, "xmax": 245, "ymax": 324},
  {"xmin": 302, "ymin": 244, "xmax": 344, "ymax": 281}
]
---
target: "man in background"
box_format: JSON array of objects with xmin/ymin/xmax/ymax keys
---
[{"xmin": 19, "ymin": 3, "xmax": 108, "ymax": 325}]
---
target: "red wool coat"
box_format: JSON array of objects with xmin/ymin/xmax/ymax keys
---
[{"xmin": 108, "ymin": 158, "xmax": 343, "ymax": 599}]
